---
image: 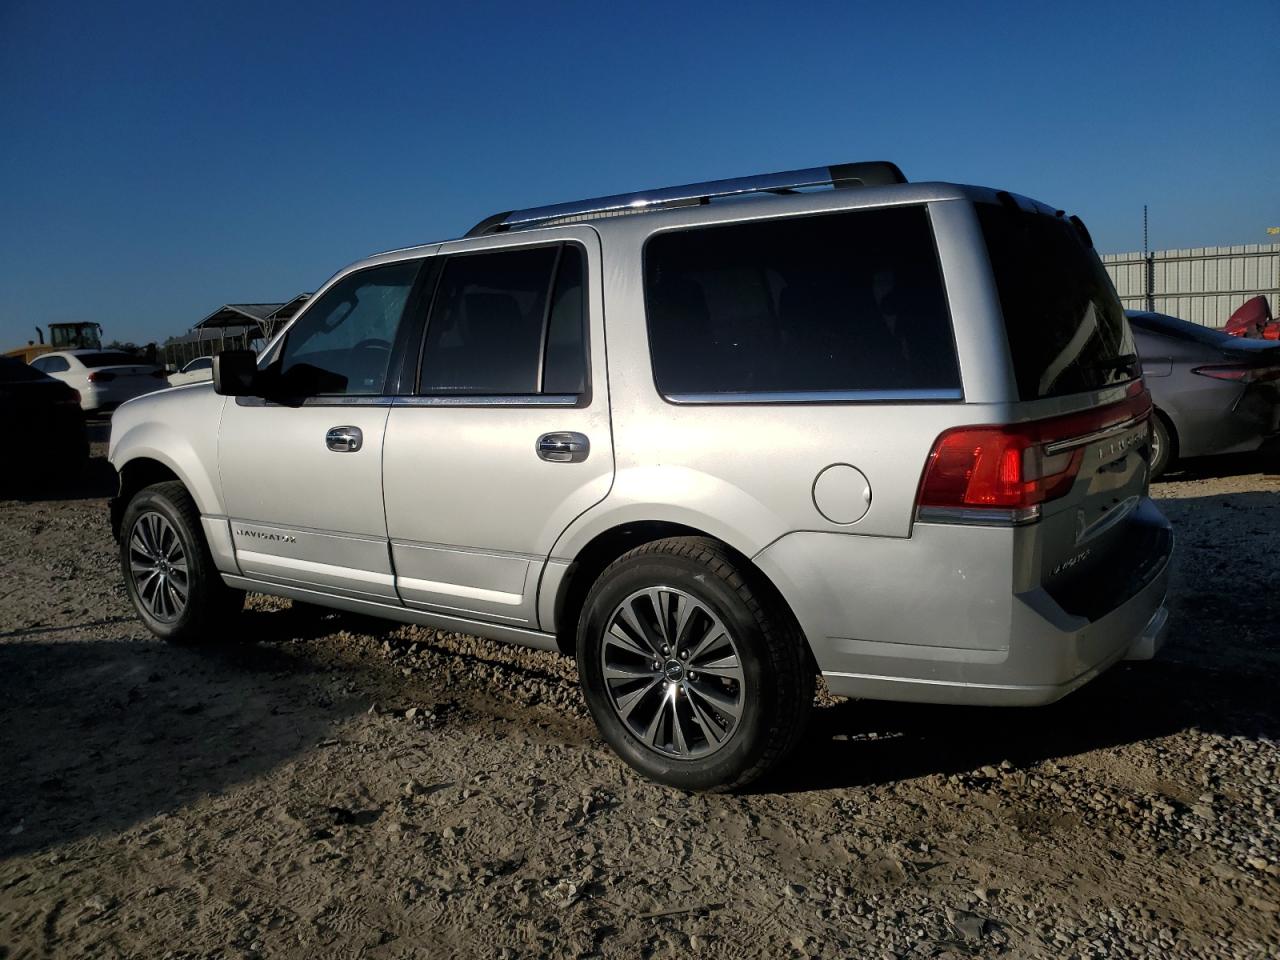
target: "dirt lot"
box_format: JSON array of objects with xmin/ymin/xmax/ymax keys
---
[{"xmin": 1, "ymin": 430, "xmax": 1278, "ymax": 959}]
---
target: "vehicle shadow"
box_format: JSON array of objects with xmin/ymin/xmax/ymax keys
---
[
  {"xmin": 3, "ymin": 455, "xmax": 117, "ymax": 503},
  {"xmin": 763, "ymin": 487, "xmax": 1280, "ymax": 795},
  {"xmin": 0, "ymin": 605, "xmax": 379, "ymax": 859},
  {"xmin": 1156, "ymin": 443, "xmax": 1279, "ymax": 482}
]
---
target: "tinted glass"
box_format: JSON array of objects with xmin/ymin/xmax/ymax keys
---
[
  {"xmin": 1127, "ymin": 311, "xmax": 1236, "ymax": 348},
  {"xmin": 33, "ymin": 356, "xmax": 70, "ymax": 373},
  {"xmin": 978, "ymin": 204, "xmax": 1137, "ymax": 400},
  {"xmin": 541, "ymin": 245, "xmax": 587, "ymax": 394},
  {"xmin": 2, "ymin": 357, "xmax": 49, "ymax": 381},
  {"xmin": 78, "ymin": 352, "xmax": 138, "ymax": 368},
  {"xmin": 278, "ymin": 260, "xmax": 419, "ymax": 396},
  {"xmin": 185, "ymin": 356, "xmax": 213, "ymax": 371},
  {"xmin": 644, "ymin": 207, "xmax": 959, "ymax": 397},
  {"xmin": 420, "ymin": 246, "xmax": 558, "ymax": 394}
]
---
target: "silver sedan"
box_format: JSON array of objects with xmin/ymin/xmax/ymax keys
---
[{"xmin": 1128, "ymin": 310, "xmax": 1280, "ymax": 476}]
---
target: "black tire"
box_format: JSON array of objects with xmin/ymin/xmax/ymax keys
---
[
  {"xmin": 1150, "ymin": 412, "xmax": 1175, "ymax": 480},
  {"xmin": 119, "ymin": 480, "xmax": 245, "ymax": 643},
  {"xmin": 576, "ymin": 536, "xmax": 814, "ymax": 792}
]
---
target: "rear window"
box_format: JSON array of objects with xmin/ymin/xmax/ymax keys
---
[
  {"xmin": 978, "ymin": 204, "xmax": 1137, "ymax": 400},
  {"xmin": 643, "ymin": 206, "xmax": 960, "ymax": 399},
  {"xmin": 1, "ymin": 357, "xmax": 48, "ymax": 381},
  {"xmin": 79, "ymin": 351, "xmax": 140, "ymax": 368},
  {"xmin": 1127, "ymin": 311, "xmax": 1236, "ymax": 347}
]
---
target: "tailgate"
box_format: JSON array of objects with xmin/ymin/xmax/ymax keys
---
[{"xmin": 1034, "ymin": 398, "xmax": 1171, "ymax": 619}]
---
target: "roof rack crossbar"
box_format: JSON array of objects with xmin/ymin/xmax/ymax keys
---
[{"xmin": 464, "ymin": 161, "xmax": 906, "ymax": 236}]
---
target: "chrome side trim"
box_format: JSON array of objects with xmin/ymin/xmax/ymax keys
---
[
  {"xmin": 915, "ymin": 505, "xmax": 1042, "ymax": 527},
  {"xmin": 1043, "ymin": 415, "xmax": 1146, "ymax": 455},
  {"xmin": 393, "ymin": 394, "xmax": 579, "ymax": 407},
  {"xmin": 220, "ymin": 575, "xmax": 561, "ymax": 653},
  {"xmin": 664, "ymin": 388, "xmax": 964, "ymax": 405}
]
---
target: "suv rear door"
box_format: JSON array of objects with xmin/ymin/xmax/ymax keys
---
[
  {"xmin": 381, "ymin": 228, "xmax": 613, "ymax": 628},
  {"xmin": 976, "ymin": 202, "xmax": 1168, "ymax": 618}
]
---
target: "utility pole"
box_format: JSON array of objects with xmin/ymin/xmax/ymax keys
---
[{"xmin": 1143, "ymin": 205, "xmax": 1154, "ymax": 313}]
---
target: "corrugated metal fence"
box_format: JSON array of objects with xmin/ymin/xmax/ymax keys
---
[{"xmin": 1101, "ymin": 243, "xmax": 1280, "ymax": 327}]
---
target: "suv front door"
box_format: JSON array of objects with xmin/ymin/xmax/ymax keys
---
[
  {"xmin": 219, "ymin": 257, "xmax": 427, "ymax": 601},
  {"xmin": 382, "ymin": 229, "xmax": 613, "ymax": 627}
]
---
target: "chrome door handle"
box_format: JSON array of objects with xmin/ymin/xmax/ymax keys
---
[
  {"xmin": 325, "ymin": 426, "xmax": 363, "ymax": 452},
  {"xmin": 536, "ymin": 431, "xmax": 589, "ymax": 463}
]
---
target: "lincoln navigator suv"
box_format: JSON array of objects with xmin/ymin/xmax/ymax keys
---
[{"xmin": 109, "ymin": 162, "xmax": 1173, "ymax": 790}]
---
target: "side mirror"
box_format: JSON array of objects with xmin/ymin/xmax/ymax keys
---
[{"xmin": 212, "ymin": 350, "xmax": 259, "ymax": 396}]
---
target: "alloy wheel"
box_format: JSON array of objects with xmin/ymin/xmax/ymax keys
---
[
  {"xmin": 128, "ymin": 511, "xmax": 189, "ymax": 623},
  {"xmin": 600, "ymin": 586, "xmax": 746, "ymax": 759}
]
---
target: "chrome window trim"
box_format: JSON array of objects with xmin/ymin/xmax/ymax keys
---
[
  {"xmin": 915, "ymin": 505, "xmax": 1042, "ymax": 527},
  {"xmin": 234, "ymin": 395, "xmax": 398, "ymax": 408},
  {"xmin": 393, "ymin": 394, "xmax": 580, "ymax": 408},
  {"xmin": 665, "ymin": 388, "xmax": 963, "ymax": 405}
]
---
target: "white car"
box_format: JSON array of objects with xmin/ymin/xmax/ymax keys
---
[
  {"xmin": 167, "ymin": 356, "xmax": 214, "ymax": 387},
  {"xmin": 29, "ymin": 350, "xmax": 166, "ymax": 413}
]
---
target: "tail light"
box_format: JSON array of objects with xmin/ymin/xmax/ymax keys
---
[
  {"xmin": 87, "ymin": 371, "xmax": 116, "ymax": 382},
  {"xmin": 1192, "ymin": 363, "xmax": 1280, "ymax": 384},
  {"xmin": 55, "ymin": 389, "xmax": 82, "ymax": 406},
  {"xmin": 916, "ymin": 384, "xmax": 1152, "ymax": 524}
]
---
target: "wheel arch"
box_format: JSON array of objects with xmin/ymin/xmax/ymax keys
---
[
  {"xmin": 110, "ymin": 456, "xmax": 188, "ymax": 540},
  {"xmin": 546, "ymin": 519, "xmax": 813, "ymax": 668}
]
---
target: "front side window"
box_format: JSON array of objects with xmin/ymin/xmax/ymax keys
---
[
  {"xmin": 277, "ymin": 259, "xmax": 420, "ymax": 396},
  {"xmin": 643, "ymin": 206, "xmax": 960, "ymax": 398},
  {"xmin": 419, "ymin": 244, "xmax": 586, "ymax": 396}
]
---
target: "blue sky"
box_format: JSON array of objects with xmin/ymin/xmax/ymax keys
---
[{"xmin": 2, "ymin": 0, "xmax": 1277, "ymax": 345}]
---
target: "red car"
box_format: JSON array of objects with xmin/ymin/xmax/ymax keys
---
[{"xmin": 1223, "ymin": 295, "xmax": 1279, "ymax": 340}]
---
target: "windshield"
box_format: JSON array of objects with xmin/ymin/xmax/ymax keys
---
[{"xmin": 978, "ymin": 203, "xmax": 1137, "ymax": 400}]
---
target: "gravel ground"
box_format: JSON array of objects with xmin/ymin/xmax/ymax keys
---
[{"xmin": 1, "ymin": 431, "xmax": 1277, "ymax": 959}]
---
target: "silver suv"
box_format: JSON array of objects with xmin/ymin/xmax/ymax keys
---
[{"xmin": 110, "ymin": 162, "xmax": 1173, "ymax": 790}]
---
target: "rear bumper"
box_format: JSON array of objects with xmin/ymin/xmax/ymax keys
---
[
  {"xmin": 81, "ymin": 381, "xmax": 161, "ymax": 412},
  {"xmin": 755, "ymin": 503, "xmax": 1173, "ymax": 707}
]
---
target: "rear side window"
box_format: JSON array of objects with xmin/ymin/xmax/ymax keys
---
[
  {"xmin": 419, "ymin": 244, "xmax": 587, "ymax": 396},
  {"xmin": 33, "ymin": 356, "xmax": 71, "ymax": 373},
  {"xmin": 978, "ymin": 204, "xmax": 1137, "ymax": 400},
  {"xmin": 643, "ymin": 206, "xmax": 960, "ymax": 398}
]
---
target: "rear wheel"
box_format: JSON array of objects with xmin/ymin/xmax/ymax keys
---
[
  {"xmin": 576, "ymin": 537, "xmax": 813, "ymax": 792},
  {"xmin": 120, "ymin": 481, "xmax": 244, "ymax": 643}
]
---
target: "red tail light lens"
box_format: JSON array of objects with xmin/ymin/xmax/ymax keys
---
[
  {"xmin": 1192, "ymin": 364, "xmax": 1280, "ymax": 383},
  {"xmin": 918, "ymin": 426, "xmax": 1085, "ymax": 509},
  {"xmin": 87, "ymin": 371, "xmax": 116, "ymax": 382},
  {"xmin": 917, "ymin": 385, "xmax": 1152, "ymax": 514}
]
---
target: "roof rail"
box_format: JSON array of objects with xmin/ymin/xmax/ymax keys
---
[{"xmin": 464, "ymin": 161, "xmax": 906, "ymax": 237}]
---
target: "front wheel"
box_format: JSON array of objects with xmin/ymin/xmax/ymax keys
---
[
  {"xmin": 120, "ymin": 481, "xmax": 244, "ymax": 643},
  {"xmin": 576, "ymin": 537, "xmax": 813, "ymax": 792},
  {"xmin": 1149, "ymin": 412, "xmax": 1175, "ymax": 480}
]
